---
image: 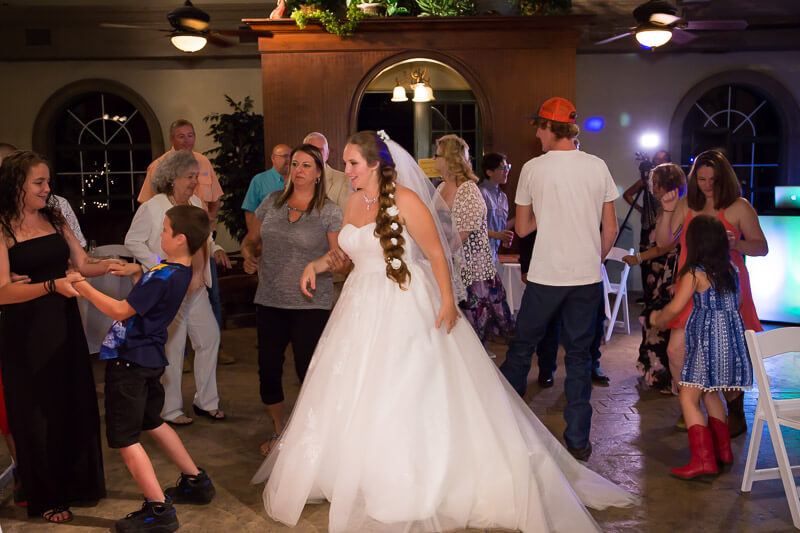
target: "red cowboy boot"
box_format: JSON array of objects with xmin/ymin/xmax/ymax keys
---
[
  {"xmin": 670, "ymin": 424, "xmax": 719, "ymax": 480},
  {"xmin": 708, "ymin": 416, "xmax": 734, "ymax": 467}
]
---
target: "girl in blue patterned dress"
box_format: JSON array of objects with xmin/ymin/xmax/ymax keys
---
[{"xmin": 650, "ymin": 214, "xmax": 752, "ymax": 481}]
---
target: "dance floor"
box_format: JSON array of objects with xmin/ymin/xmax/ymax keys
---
[{"xmin": 1, "ymin": 318, "xmax": 799, "ymax": 532}]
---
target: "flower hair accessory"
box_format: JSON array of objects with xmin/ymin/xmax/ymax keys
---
[
  {"xmin": 388, "ymin": 193, "xmax": 394, "ymax": 199},
  {"xmin": 388, "ymin": 257, "xmax": 402, "ymax": 269},
  {"xmin": 390, "ymin": 222, "xmax": 399, "ymax": 230},
  {"xmin": 390, "ymin": 238, "xmax": 398, "ymax": 245},
  {"xmin": 377, "ymin": 130, "xmax": 390, "ymax": 142},
  {"xmin": 386, "ymin": 205, "xmax": 399, "ymax": 217}
]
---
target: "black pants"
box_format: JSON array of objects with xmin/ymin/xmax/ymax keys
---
[{"xmin": 256, "ymin": 305, "xmax": 329, "ymax": 405}]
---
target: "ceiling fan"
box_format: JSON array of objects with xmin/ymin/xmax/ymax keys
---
[
  {"xmin": 101, "ymin": 1, "xmax": 273, "ymax": 53},
  {"xmin": 594, "ymin": 0, "xmax": 747, "ymax": 49}
]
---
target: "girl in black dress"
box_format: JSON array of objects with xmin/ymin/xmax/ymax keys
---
[{"xmin": 0, "ymin": 151, "xmax": 122, "ymax": 523}]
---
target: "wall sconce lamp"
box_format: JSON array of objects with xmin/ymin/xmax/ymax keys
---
[
  {"xmin": 390, "ymin": 68, "xmax": 435, "ymax": 103},
  {"xmin": 391, "ymin": 80, "xmax": 408, "ymax": 102}
]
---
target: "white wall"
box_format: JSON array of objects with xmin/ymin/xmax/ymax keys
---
[
  {"xmin": 576, "ymin": 50, "xmax": 800, "ymax": 289},
  {"xmin": 0, "ymin": 57, "xmax": 263, "ymax": 250},
  {"xmin": 3, "ymin": 50, "xmax": 799, "ymax": 258}
]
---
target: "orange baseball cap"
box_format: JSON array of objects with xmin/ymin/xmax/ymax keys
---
[{"xmin": 525, "ymin": 97, "xmax": 577, "ymax": 124}]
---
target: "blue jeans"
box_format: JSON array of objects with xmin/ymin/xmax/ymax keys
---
[
  {"xmin": 500, "ymin": 281, "xmax": 603, "ymax": 449},
  {"xmin": 536, "ymin": 298, "xmax": 606, "ymax": 374}
]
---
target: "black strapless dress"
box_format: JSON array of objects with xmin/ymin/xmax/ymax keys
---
[{"xmin": 0, "ymin": 233, "xmax": 105, "ymax": 516}]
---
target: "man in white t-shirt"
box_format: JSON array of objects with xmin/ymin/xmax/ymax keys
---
[{"xmin": 500, "ymin": 97, "xmax": 619, "ymax": 462}]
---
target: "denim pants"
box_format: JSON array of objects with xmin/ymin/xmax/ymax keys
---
[
  {"xmin": 539, "ymin": 298, "xmax": 606, "ymax": 374},
  {"xmin": 500, "ymin": 281, "xmax": 603, "ymax": 449}
]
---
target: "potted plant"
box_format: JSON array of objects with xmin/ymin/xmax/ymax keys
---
[
  {"xmin": 203, "ymin": 96, "xmax": 265, "ymax": 242},
  {"xmin": 353, "ymin": 0, "xmax": 385, "ymax": 16},
  {"xmin": 510, "ymin": 0, "xmax": 571, "ymax": 15},
  {"xmin": 415, "ymin": 0, "xmax": 477, "ymax": 16},
  {"xmin": 291, "ymin": 2, "xmax": 365, "ymax": 37},
  {"xmin": 383, "ymin": 0, "xmax": 411, "ymax": 16}
]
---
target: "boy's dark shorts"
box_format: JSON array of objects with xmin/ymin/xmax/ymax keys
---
[{"xmin": 105, "ymin": 358, "xmax": 165, "ymax": 448}]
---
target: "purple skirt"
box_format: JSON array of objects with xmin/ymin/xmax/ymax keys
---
[{"xmin": 459, "ymin": 273, "xmax": 515, "ymax": 343}]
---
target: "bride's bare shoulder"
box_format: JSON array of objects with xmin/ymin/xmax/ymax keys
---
[{"xmin": 394, "ymin": 185, "xmax": 419, "ymax": 202}]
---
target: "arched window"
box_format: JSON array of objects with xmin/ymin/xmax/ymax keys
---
[
  {"xmin": 670, "ymin": 70, "xmax": 800, "ymax": 212},
  {"xmin": 33, "ymin": 79, "xmax": 163, "ymax": 244},
  {"xmin": 52, "ymin": 91, "xmax": 154, "ymax": 212},
  {"xmin": 681, "ymin": 84, "xmax": 781, "ymax": 210}
]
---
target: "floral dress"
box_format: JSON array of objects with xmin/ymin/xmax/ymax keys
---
[
  {"xmin": 446, "ymin": 181, "xmax": 514, "ymax": 342},
  {"xmin": 637, "ymin": 224, "xmax": 679, "ymax": 392}
]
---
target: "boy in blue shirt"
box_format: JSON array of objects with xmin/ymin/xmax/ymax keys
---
[{"xmin": 68, "ymin": 205, "xmax": 215, "ymax": 533}]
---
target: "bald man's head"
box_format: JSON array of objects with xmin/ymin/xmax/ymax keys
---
[
  {"xmin": 0, "ymin": 142, "xmax": 17, "ymax": 165},
  {"xmin": 271, "ymin": 144, "xmax": 291, "ymax": 176},
  {"xmin": 303, "ymin": 132, "xmax": 329, "ymax": 163}
]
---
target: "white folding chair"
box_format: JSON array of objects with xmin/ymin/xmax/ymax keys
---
[
  {"xmin": 602, "ymin": 247, "xmax": 634, "ymax": 342},
  {"xmin": 741, "ymin": 327, "xmax": 800, "ymax": 530}
]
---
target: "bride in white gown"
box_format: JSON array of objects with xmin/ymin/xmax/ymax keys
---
[{"xmin": 252, "ymin": 131, "xmax": 638, "ymax": 532}]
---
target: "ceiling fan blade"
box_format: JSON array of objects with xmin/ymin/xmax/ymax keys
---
[
  {"xmin": 671, "ymin": 27, "xmax": 697, "ymax": 43},
  {"xmin": 594, "ymin": 32, "xmax": 633, "ymax": 46},
  {"xmin": 206, "ymin": 33, "xmax": 235, "ymax": 48},
  {"xmin": 686, "ymin": 20, "xmax": 748, "ymax": 31},
  {"xmin": 100, "ymin": 23, "xmax": 169, "ymax": 32}
]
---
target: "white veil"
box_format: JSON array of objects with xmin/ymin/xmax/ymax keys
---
[{"xmin": 378, "ymin": 131, "xmax": 466, "ymax": 303}]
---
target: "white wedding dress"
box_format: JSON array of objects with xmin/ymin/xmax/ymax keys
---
[{"xmin": 252, "ymin": 222, "xmax": 638, "ymax": 533}]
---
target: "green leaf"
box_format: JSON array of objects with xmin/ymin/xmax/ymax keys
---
[{"xmin": 203, "ymin": 95, "xmax": 265, "ymax": 242}]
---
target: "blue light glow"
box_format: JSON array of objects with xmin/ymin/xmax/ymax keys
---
[{"xmin": 584, "ymin": 117, "xmax": 604, "ymax": 131}]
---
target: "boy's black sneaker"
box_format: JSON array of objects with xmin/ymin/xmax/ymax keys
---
[
  {"xmin": 163, "ymin": 468, "xmax": 215, "ymax": 504},
  {"xmin": 115, "ymin": 499, "xmax": 178, "ymax": 533}
]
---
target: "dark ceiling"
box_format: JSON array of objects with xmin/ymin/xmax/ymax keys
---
[
  {"xmin": 0, "ymin": 0, "xmax": 799, "ymax": 60},
  {"xmin": 574, "ymin": 0, "xmax": 800, "ymax": 53}
]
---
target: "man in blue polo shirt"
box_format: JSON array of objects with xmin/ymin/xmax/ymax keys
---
[{"xmin": 242, "ymin": 143, "xmax": 291, "ymax": 229}]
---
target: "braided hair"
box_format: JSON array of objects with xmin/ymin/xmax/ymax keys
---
[{"xmin": 346, "ymin": 131, "xmax": 410, "ymax": 289}]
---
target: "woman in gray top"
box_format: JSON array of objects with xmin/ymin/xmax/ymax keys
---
[{"xmin": 242, "ymin": 144, "xmax": 343, "ymax": 456}]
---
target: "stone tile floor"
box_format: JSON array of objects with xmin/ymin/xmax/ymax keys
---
[{"xmin": 1, "ymin": 323, "xmax": 799, "ymax": 532}]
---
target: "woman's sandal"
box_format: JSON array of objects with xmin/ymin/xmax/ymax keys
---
[
  {"xmin": 165, "ymin": 414, "xmax": 194, "ymax": 426},
  {"xmin": 42, "ymin": 506, "xmax": 73, "ymax": 523},
  {"xmin": 193, "ymin": 405, "xmax": 226, "ymax": 420},
  {"xmin": 260, "ymin": 433, "xmax": 280, "ymax": 456}
]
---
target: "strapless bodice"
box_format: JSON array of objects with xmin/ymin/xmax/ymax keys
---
[{"xmin": 338, "ymin": 222, "xmax": 422, "ymax": 275}]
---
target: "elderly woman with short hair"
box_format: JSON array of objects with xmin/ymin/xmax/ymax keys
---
[{"xmin": 125, "ymin": 150, "xmax": 225, "ymax": 425}]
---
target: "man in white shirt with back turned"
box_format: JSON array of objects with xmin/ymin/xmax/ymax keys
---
[{"xmin": 500, "ymin": 97, "xmax": 619, "ymax": 462}]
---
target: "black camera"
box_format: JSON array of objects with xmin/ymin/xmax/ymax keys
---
[{"xmin": 635, "ymin": 151, "xmax": 653, "ymax": 180}]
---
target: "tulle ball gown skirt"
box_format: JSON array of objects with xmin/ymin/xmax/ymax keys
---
[{"xmin": 252, "ymin": 227, "xmax": 637, "ymax": 532}]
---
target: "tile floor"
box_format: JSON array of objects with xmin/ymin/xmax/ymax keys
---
[{"xmin": 0, "ymin": 323, "xmax": 798, "ymax": 532}]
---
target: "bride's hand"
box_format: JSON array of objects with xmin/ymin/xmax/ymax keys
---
[
  {"xmin": 300, "ymin": 263, "xmax": 317, "ymax": 298},
  {"xmin": 435, "ymin": 301, "xmax": 461, "ymax": 334},
  {"xmin": 326, "ymin": 249, "xmax": 352, "ymax": 274}
]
